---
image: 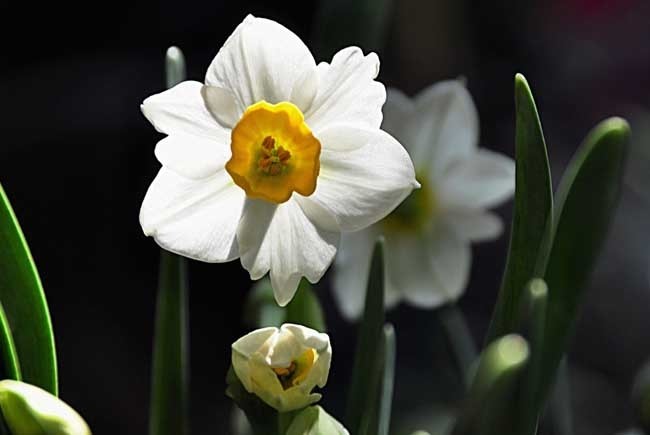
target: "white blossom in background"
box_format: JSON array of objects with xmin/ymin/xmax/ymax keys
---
[
  {"xmin": 333, "ymin": 80, "xmax": 515, "ymax": 319},
  {"xmin": 231, "ymin": 324, "xmax": 332, "ymax": 412},
  {"xmin": 139, "ymin": 14, "xmax": 418, "ymax": 306}
]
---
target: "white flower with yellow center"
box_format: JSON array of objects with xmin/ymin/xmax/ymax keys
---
[
  {"xmin": 231, "ymin": 324, "xmax": 331, "ymax": 412},
  {"xmin": 139, "ymin": 15, "xmax": 418, "ymax": 306},
  {"xmin": 333, "ymin": 81, "xmax": 515, "ymax": 319}
]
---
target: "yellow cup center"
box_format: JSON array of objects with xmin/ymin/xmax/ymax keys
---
[
  {"xmin": 226, "ymin": 101, "xmax": 321, "ymax": 204},
  {"xmin": 382, "ymin": 173, "xmax": 437, "ymax": 233},
  {"xmin": 272, "ymin": 348, "xmax": 317, "ymax": 390}
]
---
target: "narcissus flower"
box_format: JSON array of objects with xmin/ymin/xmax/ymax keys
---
[
  {"xmin": 334, "ymin": 81, "xmax": 515, "ymax": 319},
  {"xmin": 0, "ymin": 380, "xmax": 91, "ymax": 435},
  {"xmin": 140, "ymin": 15, "xmax": 418, "ymax": 306},
  {"xmin": 231, "ymin": 324, "xmax": 331, "ymax": 412}
]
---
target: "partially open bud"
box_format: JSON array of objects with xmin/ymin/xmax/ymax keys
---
[
  {"xmin": 231, "ymin": 324, "xmax": 331, "ymax": 412},
  {"xmin": 286, "ymin": 406, "xmax": 348, "ymax": 435},
  {"xmin": 0, "ymin": 380, "xmax": 91, "ymax": 435}
]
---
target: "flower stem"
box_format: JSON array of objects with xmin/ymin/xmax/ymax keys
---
[{"xmin": 438, "ymin": 304, "xmax": 478, "ymax": 388}]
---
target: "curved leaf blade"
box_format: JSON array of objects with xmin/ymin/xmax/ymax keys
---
[
  {"xmin": 149, "ymin": 47, "xmax": 190, "ymax": 435},
  {"xmin": 378, "ymin": 324, "xmax": 396, "ymax": 435},
  {"xmin": 0, "ymin": 184, "xmax": 57, "ymax": 394},
  {"xmin": 486, "ymin": 73, "xmax": 553, "ymax": 343},
  {"xmin": 538, "ymin": 117, "xmax": 629, "ymax": 405},
  {"xmin": 451, "ymin": 335, "xmax": 530, "ymax": 435},
  {"xmin": 346, "ymin": 240, "xmax": 385, "ymax": 435},
  {"xmin": 0, "ymin": 301, "xmax": 20, "ymax": 381},
  {"xmin": 149, "ymin": 251, "xmax": 190, "ymax": 435}
]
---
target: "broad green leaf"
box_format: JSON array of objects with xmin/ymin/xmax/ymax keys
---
[
  {"xmin": 451, "ymin": 335, "xmax": 529, "ymax": 435},
  {"xmin": 285, "ymin": 280, "xmax": 326, "ymax": 332},
  {"xmin": 0, "ymin": 184, "xmax": 57, "ymax": 395},
  {"xmin": 377, "ymin": 324, "xmax": 396, "ymax": 435},
  {"xmin": 486, "ymin": 73, "xmax": 553, "ymax": 344},
  {"xmin": 311, "ymin": 0, "xmax": 393, "ymax": 59},
  {"xmin": 346, "ymin": 240, "xmax": 385, "ymax": 435},
  {"xmin": 538, "ymin": 117, "xmax": 629, "ymax": 406},
  {"xmin": 0, "ymin": 302, "xmax": 20, "ymax": 381},
  {"xmin": 149, "ymin": 250, "xmax": 190, "ymax": 435},
  {"xmin": 149, "ymin": 47, "xmax": 190, "ymax": 435}
]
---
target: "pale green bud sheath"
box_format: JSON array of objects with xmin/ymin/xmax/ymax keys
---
[
  {"xmin": 0, "ymin": 380, "xmax": 91, "ymax": 435},
  {"xmin": 286, "ymin": 406, "xmax": 349, "ymax": 435}
]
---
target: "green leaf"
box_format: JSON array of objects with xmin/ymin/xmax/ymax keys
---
[
  {"xmin": 451, "ymin": 335, "xmax": 530, "ymax": 435},
  {"xmin": 632, "ymin": 358, "xmax": 650, "ymax": 433},
  {"xmin": 538, "ymin": 117, "xmax": 629, "ymax": 406},
  {"xmin": 226, "ymin": 366, "xmax": 279, "ymax": 435},
  {"xmin": 244, "ymin": 278, "xmax": 326, "ymax": 332},
  {"xmin": 149, "ymin": 251, "xmax": 190, "ymax": 435},
  {"xmin": 149, "ymin": 47, "xmax": 190, "ymax": 435},
  {"xmin": 438, "ymin": 305, "xmax": 477, "ymax": 387},
  {"xmin": 165, "ymin": 46, "xmax": 186, "ymax": 88},
  {"xmin": 346, "ymin": 240, "xmax": 385, "ymax": 435},
  {"xmin": 285, "ymin": 280, "xmax": 326, "ymax": 332},
  {"xmin": 0, "ymin": 301, "xmax": 20, "ymax": 381},
  {"xmin": 486, "ymin": 73, "xmax": 553, "ymax": 344},
  {"xmin": 377, "ymin": 324, "xmax": 396, "ymax": 435},
  {"xmin": 0, "ymin": 184, "xmax": 57, "ymax": 395},
  {"xmin": 244, "ymin": 279, "xmax": 286, "ymax": 329},
  {"xmin": 311, "ymin": 0, "xmax": 393, "ymax": 59},
  {"xmin": 515, "ymin": 278, "xmax": 548, "ymax": 435}
]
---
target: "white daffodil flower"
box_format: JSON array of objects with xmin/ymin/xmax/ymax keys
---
[
  {"xmin": 0, "ymin": 380, "xmax": 91, "ymax": 435},
  {"xmin": 231, "ymin": 323, "xmax": 331, "ymax": 412},
  {"xmin": 333, "ymin": 80, "xmax": 515, "ymax": 319},
  {"xmin": 140, "ymin": 15, "xmax": 418, "ymax": 306}
]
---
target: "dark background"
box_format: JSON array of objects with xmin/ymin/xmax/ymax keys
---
[{"xmin": 1, "ymin": 0, "xmax": 650, "ymax": 434}]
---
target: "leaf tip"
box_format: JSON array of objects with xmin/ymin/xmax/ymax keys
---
[{"xmin": 497, "ymin": 334, "xmax": 530, "ymax": 367}]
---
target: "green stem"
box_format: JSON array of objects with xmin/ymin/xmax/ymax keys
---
[
  {"xmin": 548, "ymin": 358, "xmax": 574, "ymax": 435},
  {"xmin": 438, "ymin": 304, "xmax": 478, "ymax": 387}
]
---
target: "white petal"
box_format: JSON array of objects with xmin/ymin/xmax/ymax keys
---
[
  {"xmin": 410, "ymin": 81, "xmax": 479, "ymax": 180},
  {"xmin": 201, "ymin": 85, "xmax": 242, "ymax": 128},
  {"xmin": 426, "ymin": 227, "xmax": 471, "ymax": 303},
  {"xmin": 281, "ymin": 324, "xmax": 330, "ymax": 352},
  {"xmin": 439, "ymin": 149, "xmax": 515, "ymax": 210},
  {"xmin": 205, "ymin": 15, "xmax": 317, "ymax": 109},
  {"xmin": 299, "ymin": 127, "xmax": 418, "ymax": 232},
  {"xmin": 232, "ymin": 327, "xmax": 278, "ymax": 358},
  {"xmin": 154, "ymin": 133, "xmax": 230, "ymax": 179},
  {"xmin": 384, "ymin": 233, "xmax": 445, "ymax": 308},
  {"xmin": 384, "ymin": 227, "xmax": 471, "ymax": 308},
  {"xmin": 237, "ymin": 200, "xmax": 339, "ymax": 306},
  {"xmin": 237, "ymin": 199, "xmax": 278, "ymax": 280},
  {"xmin": 381, "ymin": 87, "xmax": 417, "ymax": 149},
  {"xmin": 444, "ymin": 211, "xmax": 504, "ymax": 242},
  {"xmin": 140, "ymin": 167, "xmax": 245, "ymax": 262},
  {"xmin": 290, "ymin": 66, "xmax": 319, "ymax": 113},
  {"xmin": 268, "ymin": 201, "xmax": 339, "ymax": 306},
  {"xmin": 332, "ymin": 227, "xmax": 379, "ymax": 320},
  {"xmin": 306, "ymin": 47, "xmax": 386, "ymax": 132},
  {"xmin": 141, "ymin": 81, "xmax": 229, "ymax": 139}
]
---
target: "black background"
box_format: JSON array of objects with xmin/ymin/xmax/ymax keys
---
[{"xmin": 1, "ymin": 0, "xmax": 650, "ymax": 434}]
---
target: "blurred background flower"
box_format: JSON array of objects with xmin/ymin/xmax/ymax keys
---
[{"xmin": 0, "ymin": 0, "xmax": 648, "ymax": 434}]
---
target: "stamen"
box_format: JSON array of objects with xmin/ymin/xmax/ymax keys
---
[{"xmin": 258, "ymin": 136, "xmax": 291, "ymax": 175}]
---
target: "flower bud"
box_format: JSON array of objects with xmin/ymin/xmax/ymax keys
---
[
  {"xmin": 286, "ymin": 406, "xmax": 348, "ymax": 435},
  {"xmin": 231, "ymin": 324, "xmax": 331, "ymax": 412},
  {"xmin": 0, "ymin": 380, "xmax": 91, "ymax": 435}
]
